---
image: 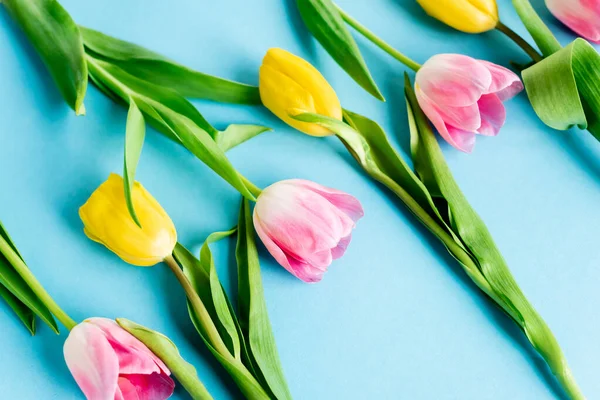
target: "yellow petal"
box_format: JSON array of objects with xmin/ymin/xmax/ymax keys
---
[
  {"xmin": 417, "ymin": 0, "xmax": 498, "ymax": 33},
  {"xmin": 259, "ymin": 48, "xmax": 342, "ymax": 137},
  {"xmin": 79, "ymin": 174, "xmax": 177, "ymax": 266}
]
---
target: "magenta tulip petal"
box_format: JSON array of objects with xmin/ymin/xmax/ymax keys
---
[
  {"xmin": 253, "ymin": 179, "xmax": 362, "ymax": 282},
  {"xmin": 118, "ymin": 374, "xmax": 176, "ymax": 400},
  {"xmin": 480, "ymin": 61, "xmax": 524, "ymax": 101},
  {"xmin": 290, "ymin": 179, "xmax": 364, "ymax": 222},
  {"xmin": 416, "ymin": 54, "xmax": 491, "ymax": 107},
  {"xmin": 446, "ymin": 126, "xmax": 477, "ymax": 153},
  {"xmin": 546, "ymin": 0, "xmax": 600, "ymax": 43},
  {"xmin": 64, "ymin": 323, "xmax": 120, "ymax": 400},
  {"xmin": 477, "ymin": 94, "xmax": 506, "ymax": 136}
]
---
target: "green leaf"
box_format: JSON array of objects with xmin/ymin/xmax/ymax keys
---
[
  {"xmin": 0, "ymin": 284, "xmax": 35, "ymax": 334},
  {"xmin": 3, "ymin": 0, "xmax": 87, "ymax": 114},
  {"xmin": 215, "ymin": 125, "xmax": 272, "ymax": 152},
  {"xmin": 0, "ymin": 222, "xmax": 58, "ymax": 333},
  {"xmin": 403, "ymin": 75, "xmax": 583, "ymax": 399},
  {"xmin": 295, "ymin": 0, "xmax": 384, "ymax": 101},
  {"xmin": 511, "ymin": 0, "xmax": 561, "ymax": 57},
  {"xmin": 123, "ymin": 99, "xmax": 146, "ymax": 226},
  {"xmin": 80, "ymin": 26, "xmax": 261, "ymax": 105},
  {"xmin": 116, "ymin": 318, "xmax": 214, "ymax": 400},
  {"xmin": 237, "ymin": 199, "xmax": 293, "ymax": 400},
  {"xmin": 86, "ymin": 56, "xmax": 257, "ymax": 201},
  {"xmin": 522, "ymin": 38, "xmax": 600, "ymax": 139}
]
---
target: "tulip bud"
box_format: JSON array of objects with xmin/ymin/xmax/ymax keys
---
[
  {"xmin": 415, "ymin": 54, "xmax": 523, "ymax": 153},
  {"xmin": 546, "ymin": 0, "xmax": 600, "ymax": 43},
  {"xmin": 253, "ymin": 179, "xmax": 363, "ymax": 282},
  {"xmin": 79, "ymin": 174, "xmax": 177, "ymax": 266},
  {"xmin": 64, "ymin": 318, "xmax": 175, "ymax": 400},
  {"xmin": 417, "ymin": 0, "xmax": 499, "ymax": 34},
  {"xmin": 259, "ymin": 48, "xmax": 342, "ymax": 136}
]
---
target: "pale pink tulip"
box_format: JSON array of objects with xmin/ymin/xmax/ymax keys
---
[
  {"xmin": 64, "ymin": 318, "xmax": 175, "ymax": 400},
  {"xmin": 546, "ymin": 0, "xmax": 600, "ymax": 43},
  {"xmin": 415, "ymin": 54, "xmax": 523, "ymax": 153},
  {"xmin": 253, "ymin": 179, "xmax": 364, "ymax": 283}
]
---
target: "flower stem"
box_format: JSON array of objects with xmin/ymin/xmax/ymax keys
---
[
  {"xmin": 163, "ymin": 255, "xmax": 231, "ymax": 357},
  {"xmin": 0, "ymin": 235, "xmax": 77, "ymax": 330},
  {"xmin": 239, "ymin": 174, "xmax": 262, "ymax": 199},
  {"xmin": 495, "ymin": 21, "xmax": 543, "ymax": 63},
  {"xmin": 335, "ymin": 4, "xmax": 421, "ymax": 71}
]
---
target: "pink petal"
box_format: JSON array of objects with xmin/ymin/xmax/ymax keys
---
[
  {"xmin": 64, "ymin": 322, "xmax": 120, "ymax": 400},
  {"xmin": 546, "ymin": 0, "xmax": 600, "ymax": 43},
  {"xmin": 286, "ymin": 179, "xmax": 364, "ymax": 223},
  {"xmin": 331, "ymin": 234, "xmax": 352, "ymax": 260},
  {"xmin": 416, "ymin": 54, "xmax": 492, "ymax": 107},
  {"xmin": 118, "ymin": 374, "xmax": 175, "ymax": 400},
  {"xmin": 88, "ymin": 318, "xmax": 168, "ymax": 376},
  {"xmin": 254, "ymin": 183, "xmax": 354, "ymax": 258},
  {"xmin": 477, "ymin": 94, "xmax": 506, "ymax": 136},
  {"xmin": 479, "ymin": 61, "xmax": 524, "ymax": 101},
  {"xmin": 253, "ymin": 213, "xmax": 326, "ymax": 283},
  {"xmin": 416, "ymin": 87, "xmax": 476, "ymax": 153}
]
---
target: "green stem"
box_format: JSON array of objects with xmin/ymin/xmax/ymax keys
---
[
  {"xmin": 239, "ymin": 174, "xmax": 262, "ymax": 199},
  {"xmin": 335, "ymin": 4, "xmax": 421, "ymax": 71},
  {"xmin": 0, "ymin": 235, "xmax": 77, "ymax": 330},
  {"xmin": 164, "ymin": 255, "xmax": 231, "ymax": 357},
  {"xmin": 495, "ymin": 21, "xmax": 544, "ymax": 62},
  {"xmin": 555, "ymin": 365, "xmax": 585, "ymax": 400}
]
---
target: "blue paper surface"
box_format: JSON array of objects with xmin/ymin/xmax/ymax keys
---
[{"xmin": 0, "ymin": 0, "xmax": 598, "ymax": 398}]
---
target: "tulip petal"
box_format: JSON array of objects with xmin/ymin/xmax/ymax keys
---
[
  {"xmin": 331, "ymin": 234, "xmax": 352, "ymax": 260},
  {"xmin": 477, "ymin": 94, "xmax": 506, "ymax": 136},
  {"xmin": 287, "ymin": 179, "xmax": 364, "ymax": 223},
  {"xmin": 546, "ymin": 0, "xmax": 600, "ymax": 43},
  {"xmin": 416, "ymin": 54, "xmax": 492, "ymax": 107},
  {"xmin": 64, "ymin": 322, "xmax": 120, "ymax": 400},
  {"xmin": 479, "ymin": 60, "xmax": 524, "ymax": 101},
  {"xmin": 118, "ymin": 374, "xmax": 175, "ymax": 400},
  {"xmin": 416, "ymin": 87, "xmax": 476, "ymax": 153},
  {"xmin": 87, "ymin": 318, "xmax": 168, "ymax": 376}
]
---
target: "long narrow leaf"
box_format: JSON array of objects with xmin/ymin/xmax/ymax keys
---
[
  {"xmin": 3, "ymin": 0, "xmax": 87, "ymax": 114},
  {"xmin": 237, "ymin": 199, "xmax": 292, "ymax": 400},
  {"xmin": 117, "ymin": 318, "xmax": 214, "ymax": 400},
  {"xmin": 295, "ymin": 0, "xmax": 384, "ymax": 100},
  {"xmin": 0, "ymin": 284, "xmax": 35, "ymax": 334},
  {"xmin": 80, "ymin": 26, "xmax": 260, "ymax": 105},
  {"xmin": 123, "ymin": 99, "xmax": 146, "ymax": 226}
]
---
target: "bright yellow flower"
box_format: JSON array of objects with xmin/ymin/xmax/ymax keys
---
[
  {"xmin": 79, "ymin": 174, "xmax": 177, "ymax": 266},
  {"xmin": 417, "ymin": 0, "xmax": 499, "ymax": 34},
  {"xmin": 259, "ymin": 48, "xmax": 342, "ymax": 137}
]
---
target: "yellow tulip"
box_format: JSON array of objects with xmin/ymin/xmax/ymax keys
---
[
  {"xmin": 259, "ymin": 48, "xmax": 342, "ymax": 137},
  {"xmin": 417, "ymin": 0, "xmax": 499, "ymax": 34},
  {"xmin": 79, "ymin": 174, "xmax": 177, "ymax": 266}
]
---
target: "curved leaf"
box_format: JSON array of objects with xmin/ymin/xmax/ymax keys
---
[
  {"xmin": 3, "ymin": 0, "xmax": 87, "ymax": 114},
  {"xmin": 123, "ymin": 99, "xmax": 146, "ymax": 226},
  {"xmin": 522, "ymin": 38, "xmax": 600, "ymax": 138},
  {"xmin": 80, "ymin": 26, "xmax": 260, "ymax": 104},
  {"xmin": 295, "ymin": 0, "xmax": 384, "ymax": 100},
  {"xmin": 117, "ymin": 318, "xmax": 214, "ymax": 400}
]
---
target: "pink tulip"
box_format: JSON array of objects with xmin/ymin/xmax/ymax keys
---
[
  {"xmin": 415, "ymin": 54, "xmax": 523, "ymax": 153},
  {"xmin": 253, "ymin": 179, "xmax": 364, "ymax": 283},
  {"xmin": 64, "ymin": 318, "xmax": 175, "ymax": 400},
  {"xmin": 546, "ymin": 0, "xmax": 600, "ymax": 43}
]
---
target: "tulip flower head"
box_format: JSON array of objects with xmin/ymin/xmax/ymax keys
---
[
  {"xmin": 64, "ymin": 318, "xmax": 175, "ymax": 400},
  {"xmin": 253, "ymin": 179, "xmax": 363, "ymax": 283},
  {"xmin": 79, "ymin": 174, "xmax": 177, "ymax": 266},
  {"xmin": 259, "ymin": 48, "xmax": 342, "ymax": 136},
  {"xmin": 417, "ymin": 0, "xmax": 499, "ymax": 33},
  {"xmin": 415, "ymin": 54, "xmax": 523, "ymax": 153},
  {"xmin": 546, "ymin": 0, "xmax": 600, "ymax": 43}
]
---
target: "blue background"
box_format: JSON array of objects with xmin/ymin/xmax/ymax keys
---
[{"xmin": 0, "ymin": 0, "xmax": 598, "ymax": 398}]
